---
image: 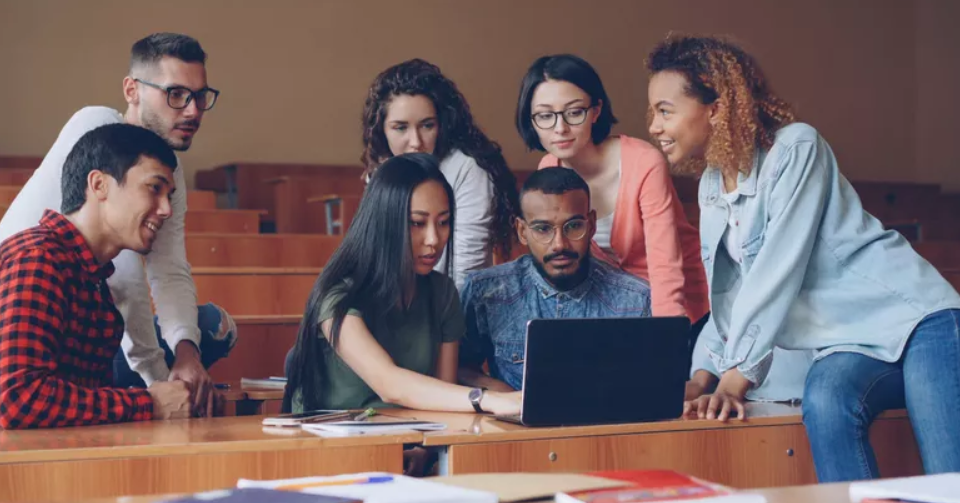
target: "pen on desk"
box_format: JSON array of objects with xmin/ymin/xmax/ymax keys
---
[
  {"xmin": 214, "ymin": 383, "xmax": 230, "ymax": 390},
  {"xmin": 352, "ymin": 408, "xmax": 376, "ymax": 421},
  {"xmin": 276, "ymin": 475, "xmax": 394, "ymax": 491}
]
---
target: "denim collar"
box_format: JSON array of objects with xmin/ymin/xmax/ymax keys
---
[
  {"xmin": 702, "ymin": 150, "xmax": 762, "ymax": 204},
  {"xmin": 523, "ymin": 255, "xmax": 596, "ymax": 302}
]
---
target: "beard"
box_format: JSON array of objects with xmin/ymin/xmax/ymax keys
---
[
  {"xmin": 139, "ymin": 107, "xmax": 195, "ymax": 152},
  {"xmin": 532, "ymin": 250, "xmax": 591, "ymax": 291}
]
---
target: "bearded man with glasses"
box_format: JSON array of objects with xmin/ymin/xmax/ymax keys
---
[
  {"xmin": 457, "ymin": 167, "xmax": 652, "ymax": 392},
  {"xmin": 0, "ymin": 33, "xmax": 236, "ymax": 419}
]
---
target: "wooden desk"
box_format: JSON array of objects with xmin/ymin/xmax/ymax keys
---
[
  {"xmin": 382, "ymin": 403, "xmax": 922, "ymax": 488},
  {"xmin": 0, "ymin": 416, "xmax": 418, "ymax": 502}
]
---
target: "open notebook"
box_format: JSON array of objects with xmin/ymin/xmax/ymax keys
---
[{"xmin": 849, "ymin": 473, "xmax": 960, "ymax": 503}]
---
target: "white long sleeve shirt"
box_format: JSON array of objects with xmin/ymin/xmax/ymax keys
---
[
  {"xmin": 435, "ymin": 149, "xmax": 495, "ymax": 290},
  {"xmin": 0, "ymin": 106, "xmax": 200, "ymax": 385}
]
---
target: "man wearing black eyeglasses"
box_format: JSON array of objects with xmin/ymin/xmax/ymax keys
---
[
  {"xmin": 457, "ymin": 167, "xmax": 652, "ymax": 392},
  {"xmin": 0, "ymin": 32, "xmax": 235, "ymax": 419}
]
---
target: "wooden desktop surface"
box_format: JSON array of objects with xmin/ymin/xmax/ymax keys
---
[
  {"xmin": 0, "ymin": 415, "xmax": 418, "ymax": 464},
  {"xmin": 0, "ymin": 416, "xmax": 417, "ymax": 502},
  {"xmin": 374, "ymin": 402, "xmax": 907, "ymax": 446}
]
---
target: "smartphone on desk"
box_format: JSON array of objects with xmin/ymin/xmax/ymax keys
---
[{"xmin": 261, "ymin": 410, "xmax": 350, "ymax": 427}]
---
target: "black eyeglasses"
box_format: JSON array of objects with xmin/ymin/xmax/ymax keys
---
[
  {"xmin": 135, "ymin": 78, "xmax": 220, "ymax": 111},
  {"xmin": 524, "ymin": 218, "xmax": 589, "ymax": 244},
  {"xmin": 531, "ymin": 106, "xmax": 593, "ymax": 130}
]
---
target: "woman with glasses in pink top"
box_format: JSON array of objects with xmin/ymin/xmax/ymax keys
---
[{"xmin": 515, "ymin": 54, "xmax": 708, "ymax": 342}]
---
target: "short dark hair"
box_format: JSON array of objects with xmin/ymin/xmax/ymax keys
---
[
  {"xmin": 61, "ymin": 124, "xmax": 178, "ymax": 214},
  {"xmin": 130, "ymin": 32, "xmax": 206, "ymax": 72},
  {"xmin": 516, "ymin": 54, "xmax": 618, "ymax": 151},
  {"xmin": 520, "ymin": 167, "xmax": 591, "ymax": 217}
]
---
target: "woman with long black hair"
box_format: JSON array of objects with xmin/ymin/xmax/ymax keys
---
[{"xmin": 282, "ymin": 153, "xmax": 520, "ymax": 416}]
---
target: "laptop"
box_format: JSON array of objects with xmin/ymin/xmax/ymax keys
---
[{"xmin": 494, "ymin": 316, "xmax": 691, "ymax": 427}]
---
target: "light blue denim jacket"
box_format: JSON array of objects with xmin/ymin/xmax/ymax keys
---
[
  {"xmin": 459, "ymin": 254, "xmax": 651, "ymax": 390},
  {"xmin": 698, "ymin": 123, "xmax": 960, "ymax": 388}
]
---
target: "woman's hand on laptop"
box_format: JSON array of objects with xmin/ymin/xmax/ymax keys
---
[{"xmin": 483, "ymin": 391, "xmax": 522, "ymax": 416}]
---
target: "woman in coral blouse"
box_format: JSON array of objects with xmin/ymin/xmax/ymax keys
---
[{"xmin": 515, "ymin": 54, "xmax": 708, "ymax": 330}]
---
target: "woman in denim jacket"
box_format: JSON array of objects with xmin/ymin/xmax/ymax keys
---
[{"xmin": 645, "ymin": 34, "xmax": 960, "ymax": 482}]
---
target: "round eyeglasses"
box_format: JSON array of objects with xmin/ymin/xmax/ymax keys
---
[
  {"xmin": 524, "ymin": 218, "xmax": 589, "ymax": 244},
  {"xmin": 135, "ymin": 78, "xmax": 220, "ymax": 111},
  {"xmin": 530, "ymin": 107, "xmax": 592, "ymax": 130}
]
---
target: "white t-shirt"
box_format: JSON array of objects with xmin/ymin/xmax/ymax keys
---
[
  {"xmin": 720, "ymin": 188, "xmax": 743, "ymax": 265},
  {"xmin": 0, "ymin": 106, "xmax": 200, "ymax": 385},
  {"xmin": 594, "ymin": 212, "xmax": 614, "ymax": 251},
  {"xmin": 592, "ymin": 158, "xmax": 621, "ymax": 262},
  {"xmin": 436, "ymin": 149, "xmax": 495, "ymax": 290}
]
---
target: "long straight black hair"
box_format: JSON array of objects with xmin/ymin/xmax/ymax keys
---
[{"xmin": 282, "ymin": 153, "xmax": 456, "ymax": 412}]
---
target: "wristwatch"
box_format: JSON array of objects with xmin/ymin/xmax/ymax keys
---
[{"xmin": 468, "ymin": 387, "xmax": 486, "ymax": 413}]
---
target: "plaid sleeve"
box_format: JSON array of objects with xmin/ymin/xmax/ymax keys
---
[{"xmin": 0, "ymin": 249, "xmax": 153, "ymax": 429}]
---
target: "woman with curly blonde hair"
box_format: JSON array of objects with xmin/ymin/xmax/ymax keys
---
[{"xmin": 646, "ymin": 34, "xmax": 960, "ymax": 482}]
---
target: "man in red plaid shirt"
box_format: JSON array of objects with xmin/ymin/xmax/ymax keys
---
[{"xmin": 0, "ymin": 124, "xmax": 193, "ymax": 429}]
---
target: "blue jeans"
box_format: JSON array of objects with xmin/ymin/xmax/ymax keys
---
[
  {"xmin": 802, "ymin": 309, "xmax": 960, "ymax": 482},
  {"xmin": 112, "ymin": 303, "xmax": 238, "ymax": 387}
]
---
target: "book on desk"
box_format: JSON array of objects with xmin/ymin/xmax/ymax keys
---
[
  {"xmin": 555, "ymin": 470, "xmax": 765, "ymax": 503},
  {"xmin": 241, "ymin": 377, "xmax": 288, "ymax": 389}
]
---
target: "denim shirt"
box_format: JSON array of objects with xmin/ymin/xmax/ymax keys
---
[
  {"xmin": 699, "ymin": 122, "xmax": 960, "ymax": 388},
  {"xmin": 459, "ymin": 254, "xmax": 652, "ymax": 390}
]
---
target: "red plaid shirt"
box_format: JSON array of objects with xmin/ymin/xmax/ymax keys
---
[{"xmin": 0, "ymin": 211, "xmax": 153, "ymax": 429}]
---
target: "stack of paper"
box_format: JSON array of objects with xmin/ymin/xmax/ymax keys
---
[
  {"xmin": 300, "ymin": 420, "xmax": 445, "ymax": 437},
  {"xmin": 237, "ymin": 472, "xmax": 496, "ymax": 503},
  {"xmin": 849, "ymin": 473, "xmax": 960, "ymax": 503},
  {"xmin": 167, "ymin": 488, "xmax": 357, "ymax": 502}
]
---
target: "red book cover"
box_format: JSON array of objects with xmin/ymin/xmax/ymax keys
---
[{"xmin": 556, "ymin": 470, "xmax": 734, "ymax": 503}]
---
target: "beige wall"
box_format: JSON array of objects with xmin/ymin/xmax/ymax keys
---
[
  {"xmin": 0, "ymin": 1, "xmax": 956, "ymax": 190},
  {"xmin": 916, "ymin": 0, "xmax": 960, "ymax": 190}
]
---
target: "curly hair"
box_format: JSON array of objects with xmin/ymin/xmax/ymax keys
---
[
  {"xmin": 646, "ymin": 34, "xmax": 796, "ymax": 176},
  {"xmin": 360, "ymin": 59, "xmax": 519, "ymax": 258}
]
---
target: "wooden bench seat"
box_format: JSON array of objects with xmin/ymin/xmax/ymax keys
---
[
  {"xmin": 267, "ymin": 174, "xmax": 365, "ymax": 233},
  {"xmin": 193, "ymin": 267, "xmax": 320, "ymax": 316},
  {"xmin": 185, "ymin": 209, "xmax": 263, "ymax": 234},
  {"xmin": 307, "ymin": 193, "xmax": 362, "ymax": 235},
  {"xmin": 186, "ymin": 190, "xmax": 217, "ymax": 210},
  {"xmin": 208, "ymin": 314, "xmax": 300, "ymax": 385},
  {"xmin": 196, "ymin": 163, "xmax": 365, "ymax": 222},
  {"xmin": 186, "ymin": 233, "xmax": 341, "ymax": 267}
]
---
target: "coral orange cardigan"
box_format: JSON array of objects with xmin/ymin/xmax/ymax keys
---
[{"xmin": 539, "ymin": 135, "xmax": 708, "ymax": 322}]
